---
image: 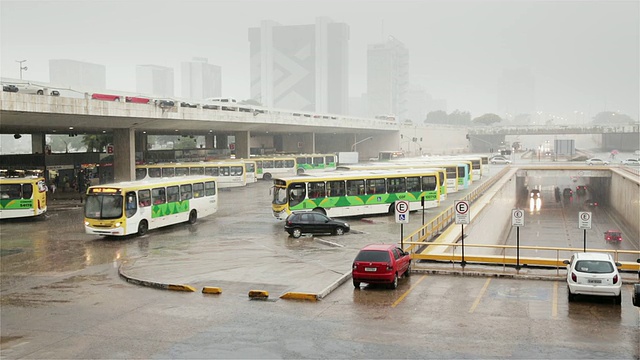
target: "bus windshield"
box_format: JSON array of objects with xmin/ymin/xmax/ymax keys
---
[
  {"xmin": 272, "ymin": 186, "xmax": 288, "ymax": 205},
  {"xmin": 85, "ymin": 194, "xmax": 123, "ymax": 219}
]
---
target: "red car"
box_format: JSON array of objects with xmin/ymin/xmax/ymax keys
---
[
  {"xmin": 352, "ymin": 244, "xmax": 411, "ymax": 289},
  {"xmin": 604, "ymin": 230, "xmax": 622, "ymax": 243},
  {"xmin": 125, "ymin": 96, "xmax": 151, "ymax": 104},
  {"xmin": 91, "ymin": 93, "xmax": 121, "ymax": 101}
]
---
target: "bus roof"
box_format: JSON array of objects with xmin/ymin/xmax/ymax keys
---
[
  {"xmin": 88, "ymin": 176, "xmax": 217, "ymax": 190},
  {"xmin": 274, "ymin": 168, "xmax": 440, "ymax": 183}
]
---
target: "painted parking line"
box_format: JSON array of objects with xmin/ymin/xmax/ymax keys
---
[
  {"xmin": 391, "ymin": 275, "xmax": 427, "ymax": 308},
  {"xmin": 552, "ymin": 282, "xmax": 558, "ymax": 318},
  {"xmin": 469, "ymin": 278, "xmax": 491, "ymax": 313}
]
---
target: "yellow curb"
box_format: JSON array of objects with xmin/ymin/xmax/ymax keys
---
[
  {"xmin": 202, "ymin": 287, "xmax": 222, "ymax": 294},
  {"xmin": 167, "ymin": 284, "xmax": 196, "ymax": 292},
  {"xmin": 248, "ymin": 290, "xmax": 269, "ymax": 298},
  {"xmin": 280, "ymin": 292, "xmax": 318, "ymax": 301}
]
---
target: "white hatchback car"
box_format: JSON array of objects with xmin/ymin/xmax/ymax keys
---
[
  {"xmin": 563, "ymin": 252, "xmax": 622, "ymax": 304},
  {"xmin": 621, "ymin": 158, "xmax": 640, "ymax": 166},
  {"xmin": 490, "ymin": 156, "xmax": 511, "ymax": 164}
]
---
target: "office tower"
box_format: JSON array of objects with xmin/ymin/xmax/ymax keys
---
[
  {"xmin": 181, "ymin": 57, "xmax": 221, "ymax": 100},
  {"xmin": 49, "ymin": 59, "xmax": 106, "ymax": 91},
  {"xmin": 136, "ymin": 65, "xmax": 174, "ymax": 97},
  {"xmin": 248, "ymin": 17, "xmax": 349, "ymax": 114},
  {"xmin": 367, "ymin": 36, "xmax": 409, "ymax": 120}
]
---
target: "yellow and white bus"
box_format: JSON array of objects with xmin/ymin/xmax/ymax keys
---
[
  {"xmin": 251, "ymin": 156, "xmax": 297, "ymax": 180},
  {"xmin": 84, "ymin": 176, "xmax": 218, "ymax": 236},
  {"xmin": 0, "ymin": 176, "xmax": 48, "ymax": 219},
  {"xmin": 135, "ymin": 161, "xmax": 247, "ymax": 188},
  {"xmin": 272, "ymin": 168, "xmax": 440, "ymax": 220}
]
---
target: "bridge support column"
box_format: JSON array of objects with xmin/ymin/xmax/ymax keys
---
[
  {"xmin": 234, "ymin": 131, "xmax": 250, "ymax": 159},
  {"xmin": 113, "ymin": 129, "xmax": 135, "ymax": 182},
  {"xmin": 135, "ymin": 132, "xmax": 147, "ymax": 163},
  {"xmin": 205, "ymin": 133, "xmax": 215, "ymax": 149},
  {"xmin": 31, "ymin": 133, "xmax": 45, "ymax": 154}
]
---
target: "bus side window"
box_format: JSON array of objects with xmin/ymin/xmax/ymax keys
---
[
  {"xmin": 152, "ymin": 187, "xmax": 166, "ymax": 205},
  {"xmin": 167, "ymin": 186, "xmax": 179, "ymax": 203},
  {"xmin": 138, "ymin": 189, "xmax": 151, "ymax": 207},
  {"xmin": 193, "ymin": 183, "xmax": 204, "ymax": 198},
  {"xmin": 181, "ymin": 184, "xmax": 193, "ymax": 200},
  {"xmin": 125, "ymin": 192, "xmax": 137, "ymax": 218}
]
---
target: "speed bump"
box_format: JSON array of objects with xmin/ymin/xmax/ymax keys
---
[
  {"xmin": 280, "ymin": 292, "xmax": 318, "ymax": 301},
  {"xmin": 248, "ymin": 290, "xmax": 269, "ymax": 299},
  {"xmin": 202, "ymin": 287, "xmax": 222, "ymax": 294}
]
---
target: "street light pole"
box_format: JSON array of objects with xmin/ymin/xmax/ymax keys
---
[{"xmin": 16, "ymin": 60, "xmax": 27, "ymax": 80}]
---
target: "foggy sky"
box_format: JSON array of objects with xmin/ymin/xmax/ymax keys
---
[{"xmin": 1, "ymin": 0, "xmax": 638, "ymax": 120}]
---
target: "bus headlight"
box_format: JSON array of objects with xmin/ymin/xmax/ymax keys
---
[
  {"xmin": 84, "ymin": 221, "xmax": 89, "ymax": 226},
  {"xmin": 115, "ymin": 222, "xmax": 122, "ymax": 227}
]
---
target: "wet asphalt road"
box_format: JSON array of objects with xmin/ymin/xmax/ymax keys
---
[{"xmin": 1, "ymin": 173, "xmax": 639, "ymax": 359}]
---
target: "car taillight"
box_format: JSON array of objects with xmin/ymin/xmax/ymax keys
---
[
  {"xmin": 386, "ymin": 263, "xmax": 393, "ymax": 271},
  {"xmin": 571, "ymin": 272, "xmax": 577, "ymax": 282},
  {"xmin": 613, "ymin": 274, "xmax": 619, "ymax": 284}
]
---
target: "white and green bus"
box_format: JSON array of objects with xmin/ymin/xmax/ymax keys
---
[
  {"xmin": 293, "ymin": 153, "xmax": 337, "ymax": 175},
  {"xmin": 84, "ymin": 176, "xmax": 218, "ymax": 236},
  {"xmin": 272, "ymin": 168, "xmax": 441, "ymax": 220},
  {"xmin": 135, "ymin": 161, "xmax": 248, "ymax": 188},
  {"xmin": 252, "ymin": 156, "xmax": 297, "ymax": 180}
]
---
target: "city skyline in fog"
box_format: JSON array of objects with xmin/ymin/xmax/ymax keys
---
[{"xmin": 1, "ymin": 0, "xmax": 638, "ymax": 120}]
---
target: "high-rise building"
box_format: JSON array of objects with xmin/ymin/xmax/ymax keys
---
[
  {"xmin": 497, "ymin": 68, "xmax": 535, "ymax": 117},
  {"xmin": 136, "ymin": 65, "xmax": 174, "ymax": 97},
  {"xmin": 49, "ymin": 59, "xmax": 106, "ymax": 91},
  {"xmin": 248, "ymin": 17, "xmax": 349, "ymax": 114},
  {"xmin": 367, "ymin": 36, "xmax": 409, "ymax": 120},
  {"xmin": 181, "ymin": 57, "xmax": 221, "ymax": 100}
]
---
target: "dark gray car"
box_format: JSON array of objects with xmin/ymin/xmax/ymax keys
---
[{"xmin": 284, "ymin": 211, "xmax": 350, "ymax": 238}]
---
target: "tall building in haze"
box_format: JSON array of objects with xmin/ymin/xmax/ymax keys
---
[
  {"xmin": 136, "ymin": 65, "xmax": 174, "ymax": 97},
  {"xmin": 49, "ymin": 59, "xmax": 106, "ymax": 91},
  {"xmin": 367, "ymin": 36, "xmax": 409, "ymax": 120},
  {"xmin": 248, "ymin": 17, "xmax": 349, "ymax": 114},
  {"xmin": 181, "ymin": 57, "xmax": 221, "ymax": 100}
]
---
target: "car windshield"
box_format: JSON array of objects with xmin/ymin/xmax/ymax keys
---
[
  {"xmin": 574, "ymin": 260, "xmax": 614, "ymax": 274},
  {"xmin": 355, "ymin": 250, "xmax": 391, "ymax": 262}
]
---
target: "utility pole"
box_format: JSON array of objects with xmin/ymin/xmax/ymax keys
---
[{"xmin": 16, "ymin": 60, "xmax": 27, "ymax": 80}]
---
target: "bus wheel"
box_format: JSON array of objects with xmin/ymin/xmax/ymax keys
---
[
  {"xmin": 297, "ymin": 169, "xmax": 305, "ymax": 175},
  {"xmin": 388, "ymin": 204, "xmax": 395, "ymax": 214},
  {"xmin": 263, "ymin": 173, "xmax": 272, "ymax": 181},
  {"xmin": 137, "ymin": 220, "xmax": 148, "ymax": 236},
  {"xmin": 312, "ymin": 207, "xmax": 326, "ymax": 215},
  {"xmin": 37, "ymin": 89, "xmax": 44, "ymax": 95},
  {"xmin": 188, "ymin": 210, "xmax": 197, "ymax": 224}
]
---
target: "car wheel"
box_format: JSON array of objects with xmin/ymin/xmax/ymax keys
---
[
  {"xmin": 389, "ymin": 273, "xmax": 398, "ymax": 289},
  {"xmin": 137, "ymin": 220, "xmax": 148, "ymax": 236},
  {"xmin": 188, "ymin": 210, "xmax": 197, "ymax": 224},
  {"xmin": 567, "ymin": 288, "xmax": 575, "ymax": 302},
  {"xmin": 36, "ymin": 90, "xmax": 44, "ymax": 95},
  {"xmin": 292, "ymin": 228, "xmax": 302, "ymax": 238},
  {"xmin": 614, "ymin": 294, "xmax": 622, "ymax": 305},
  {"xmin": 263, "ymin": 173, "xmax": 272, "ymax": 181},
  {"xmin": 405, "ymin": 262, "xmax": 411, "ymax": 277},
  {"xmin": 353, "ymin": 280, "xmax": 360, "ymax": 289},
  {"xmin": 334, "ymin": 227, "xmax": 345, "ymax": 236}
]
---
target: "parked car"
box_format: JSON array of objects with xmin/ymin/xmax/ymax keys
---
[
  {"xmin": 352, "ymin": 244, "xmax": 411, "ymax": 289},
  {"xmin": 585, "ymin": 158, "xmax": 609, "ymax": 165},
  {"xmin": 575, "ymin": 185, "xmax": 587, "ymax": 196},
  {"xmin": 604, "ymin": 230, "xmax": 622, "ymax": 243},
  {"xmin": 3, "ymin": 84, "xmax": 19, "ymax": 92},
  {"xmin": 563, "ymin": 252, "xmax": 622, "ymax": 304},
  {"xmin": 284, "ymin": 211, "xmax": 350, "ymax": 238},
  {"xmin": 490, "ymin": 156, "xmax": 511, "ymax": 165},
  {"xmin": 562, "ymin": 187, "xmax": 573, "ymax": 198},
  {"xmin": 621, "ymin": 158, "xmax": 640, "ymax": 166},
  {"xmin": 529, "ymin": 189, "xmax": 541, "ymax": 198}
]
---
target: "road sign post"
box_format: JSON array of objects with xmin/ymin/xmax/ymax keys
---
[
  {"xmin": 395, "ymin": 200, "xmax": 410, "ymax": 248},
  {"xmin": 579, "ymin": 212, "xmax": 592, "ymax": 252},
  {"xmin": 454, "ymin": 200, "xmax": 470, "ymax": 267},
  {"xmin": 512, "ymin": 209, "xmax": 525, "ymax": 270}
]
